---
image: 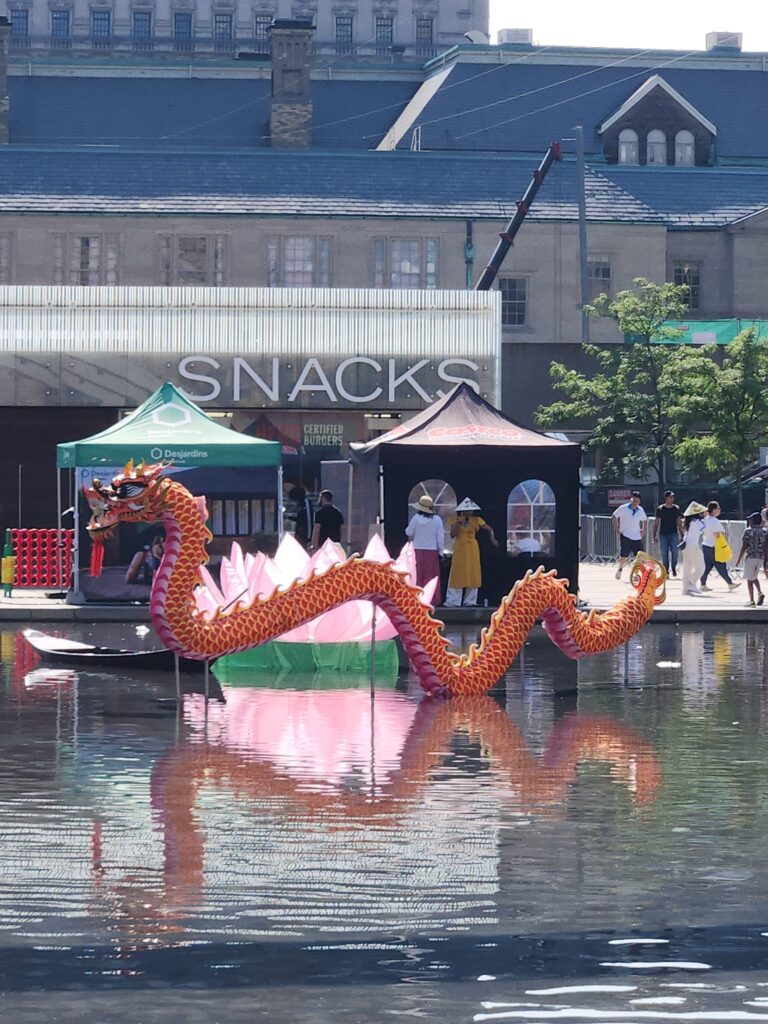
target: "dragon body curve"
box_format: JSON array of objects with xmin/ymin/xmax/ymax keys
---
[{"xmin": 86, "ymin": 462, "xmax": 666, "ymax": 698}]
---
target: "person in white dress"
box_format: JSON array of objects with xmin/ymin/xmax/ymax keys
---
[{"xmin": 680, "ymin": 501, "xmax": 707, "ymax": 596}]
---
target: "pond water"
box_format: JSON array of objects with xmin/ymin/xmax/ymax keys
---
[{"xmin": 2, "ymin": 622, "xmax": 768, "ymax": 1022}]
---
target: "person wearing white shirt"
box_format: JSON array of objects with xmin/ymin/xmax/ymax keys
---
[
  {"xmin": 405, "ymin": 495, "xmax": 445, "ymax": 604},
  {"xmin": 699, "ymin": 500, "xmax": 740, "ymax": 591},
  {"xmin": 612, "ymin": 491, "xmax": 647, "ymax": 580},
  {"xmin": 680, "ymin": 501, "xmax": 707, "ymax": 596}
]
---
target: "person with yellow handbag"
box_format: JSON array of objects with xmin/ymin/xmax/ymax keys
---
[{"xmin": 700, "ymin": 501, "xmax": 740, "ymax": 592}]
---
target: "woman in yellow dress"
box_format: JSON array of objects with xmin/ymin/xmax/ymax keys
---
[{"xmin": 445, "ymin": 497, "xmax": 499, "ymax": 607}]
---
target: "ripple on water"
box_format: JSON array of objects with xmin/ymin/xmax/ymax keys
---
[{"xmin": 1, "ymin": 622, "xmax": 768, "ymax": 1022}]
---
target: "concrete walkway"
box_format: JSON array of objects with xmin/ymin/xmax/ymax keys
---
[
  {"xmin": 0, "ymin": 560, "xmax": 765, "ymax": 623},
  {"xmin": 578, "ymin": 560, "xmax": 768, "ymax": 622}
]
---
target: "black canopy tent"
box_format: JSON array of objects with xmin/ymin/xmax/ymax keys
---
[{"xmin": 350, "ymin": 384, "xmax": 581, "ymax": 597}]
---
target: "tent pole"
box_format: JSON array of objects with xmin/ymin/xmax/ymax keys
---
[
  {"xmin": 370, "ymin": 603, "xmax": 376, "ymax": 702},
  {"xmin": 347, "ymin": 462, "xmax": 354, "ymax": 553},
  {"xmin": 72, "ymin": 469, "xmax": 80, "ymax": 597},
  {"xmin": 56, "ymin": 469, "xmax": 62, "ymax": 592},
  {"xmin": 378, "ymin": 465, "xmax": 385, "ymax": 541},
  {"xmin": 277, "ymin": 464, "xmax": 284, "ymax": 540}
]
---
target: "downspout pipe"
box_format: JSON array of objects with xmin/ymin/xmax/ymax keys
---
[{"xmin": 464, "ymin": 220, "xmax": 474, "ymax": 289}]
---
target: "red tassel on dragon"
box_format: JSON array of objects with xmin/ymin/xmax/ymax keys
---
[{"xmin": 85, "ymin": 461, "xmax": 666, "ymax": 698}]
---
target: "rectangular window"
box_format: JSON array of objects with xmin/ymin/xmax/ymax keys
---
[
  {"xmin": 425, "ymin": 238, "xmax": 438, "ymax": 289},
  {"xmin": 372, "ymin": 238, "xmax": 439, "ymax": 289},
  {"xmin": 335, "ymin": 15, "xmax": 353, "ymax": 52},
  {"xmin": 214, "ymin": 12, "xmax": 232, "ymax": 39},
  {"xmin": 174, "ymin": 11, "xmax": 192, "ymax": 38},
  {"xmin": 499, "ymin": 277, "xmax": 528, "ymax": 327},
  {"xmin": 373, "ymin": 238, "xmax": 386, "ymax": 288},
  {"xmin": 375, "ymin": 16, "xmax": 393, "ymax": 50},
  {"xmin": 176, "ymin": 237, "xmax": 208, "ymax": 285},
  {"xmin": 51, "ymin": 10, "xmax": 70, "ymax": 37},
  {"xmin": 391, "ymin": 239, "xmax": 421, "ymax": 288},
  {"xmin": 10, "ymin": 9, "xmax": 28, "ymax": 38},
  {"xmin": 225, "ymin": 499, "xmax": 236, "ymax": 534},
  {"xmin": 587, "ymin": 256, "xmax": 612, "ymax": 302},
  {"xmin": 158, "ymin": 235, "xmax": 226, "ymax": 286},
  {"xmin": 673, "ymin": 261, "xmax": 701, "ymax": 310},
  {"xmin": 0, "ymin": 234, "xmax": 12, "ymax": 284},
  {"xmin": 254, "ymin": 13, "xmax": 271, "ymax": 50},
  {"xmin": 267, "ymin": 237, "xmax": 333, "ymax": 287},
  {"xmin": 416, "ymin": 17, "xmax": 433, "ymax": 52},
  {"xmin": 132, "ymin": 11, "xmax": 152, "ymax": 38},
  {"xmin": 91, "ymin": 10, "xmax": 111, "ymax": 38},
  {"xmin": 52, "ymin": 234, "xmax": 119, "ymax": 285},
  {"xmin": 210, "ymin": 496, "xmax": 275, "ymax": 536}
]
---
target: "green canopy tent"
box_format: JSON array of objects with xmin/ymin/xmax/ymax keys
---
[
  {"xmin": 56, "ymin": 383, "xmax": 281, "ymax": 596},
  {"xmin": 57, "ymin": 382, "xmax": 280, "ymax": 468}
]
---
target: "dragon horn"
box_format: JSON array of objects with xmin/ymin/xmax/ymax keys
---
[
  {"xmin": 137, "ymin": 459, "xmax": 146, "ymax": 475},
  {"xmin": 124, "ymin": 458, "xmax": 134, "ymax": 477}
]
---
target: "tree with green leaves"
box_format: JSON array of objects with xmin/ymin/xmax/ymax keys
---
[
  {"xmin": 672, "ymin": 327, "xmax": 768, "ymax": 519},
  {"xmin": 536, "ymin": 278, "xmax": 694, "ymax": 486}
]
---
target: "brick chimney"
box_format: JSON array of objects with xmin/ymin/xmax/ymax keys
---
[
  {"xmin": 0, "ymin": 17, "xmax": 9, "ymax": 145},
  {"xmin": 269, "ymin": 19, "xmax": 314, "ymax": 149}
]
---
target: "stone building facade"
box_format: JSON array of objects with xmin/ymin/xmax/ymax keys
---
[
  {"xmin": 1, "ymin": 0, "xmax": 489, "ymax": 60},
  {"xmin": 0, "ymin": 32, "xmax": 765, "ymax": 429},
  {"xmin": 0, "ymin": 201, "xmax": 764, "ymax": 424}
]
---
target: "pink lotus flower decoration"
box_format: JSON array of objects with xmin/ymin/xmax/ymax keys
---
[
  {"xmin": 185, "ymin": 687, "xmax": 421, "ymax": 792},
  {"xmin": 193, "ymin": 535, "xmax": 437, "ymax": 644}
]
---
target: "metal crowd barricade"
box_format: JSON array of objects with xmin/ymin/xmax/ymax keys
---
[
  {"xmin": 580, "ymin": 515, "xmax": 621, "ymax": 563},
  {"xmin": 580, "ymin": 514, "xmax": 751, "ymax": 570}
]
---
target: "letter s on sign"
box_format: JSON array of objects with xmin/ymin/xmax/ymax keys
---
[
  {"xmin": 335, "ymin": 357, "xmax": 383, "ymax": 404},
  {"xmin": 178, "ymin": 356, "xmax": 222, "ymax": 402},
  {"xmin": 436, "ymin": 359, "xmax": 480, "ymax": 397}
]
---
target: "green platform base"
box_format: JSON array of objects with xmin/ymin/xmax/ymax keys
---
[{"xmin": 212, "ymin": 639, "xmax": 399, "ymax": 688}]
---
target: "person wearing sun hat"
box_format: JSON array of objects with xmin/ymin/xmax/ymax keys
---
[
  {"xmin": 406, "ymin": 495, "xmax": 445, "ymax": 603},
  {"xmin": 680, "ymin": 501, "xmax": 707, "ymax": 596},
  {"xmin": 445, "ymin": 497, "xmax": 499, "ymax": 607}
]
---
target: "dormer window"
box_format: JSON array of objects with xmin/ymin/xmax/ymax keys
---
[
  {"xmin": 618, "ymin": 128, "xmax": 639, "ymax": 165},
  {"xmin": 646, "ymin": 129, "xmax": 666, "ymax": 165},
  {"xmin": 599, "ymin": 75, "xmax": 716, "ymax": 168},
  {"xmin": 675, "ymin": 130, "xmax": 695, "ymax": 167}
]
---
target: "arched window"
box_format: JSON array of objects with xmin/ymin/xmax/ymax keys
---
[
  {"xmin": 675, "ymin": 129, "xmax": 695, "ymax": 166},
  {"xmin": 646, "ymin": 129, "xmax": 667, "ymax": 165},
  {"xmin": 618, "ymin": 128, "xmax": 639, "ymax": 165},
  {"xmin": 507, "ymin": 480, "xmax": 556, "ymax": 556},
  {"xmin": 408, "ymin": 479, "xmax": 457, "ymax": 553}
]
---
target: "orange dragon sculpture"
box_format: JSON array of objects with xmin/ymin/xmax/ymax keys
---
[{"xmin": 86, "ymin": 461, "xmax": 666, "ymax": 697}]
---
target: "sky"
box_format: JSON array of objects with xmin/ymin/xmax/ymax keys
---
[{"xmin": 489, "ymin": 0, "xmax": 768, "ymax": 52}]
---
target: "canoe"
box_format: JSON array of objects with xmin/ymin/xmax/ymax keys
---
[{"xmin": 23, "ymin": 629, "xmax": 203, "ymax": 671}]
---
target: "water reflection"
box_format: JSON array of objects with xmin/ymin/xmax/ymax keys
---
[
  {"xmin": 2, "ymin": 624, "xmax": 768, "ymax": 1021},
  {"xmin": 148, "ymin": 691, "xmax": 659, "ymax": 922}
]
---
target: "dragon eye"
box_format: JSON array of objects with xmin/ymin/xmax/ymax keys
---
[{"xmin": 116, "ymin": 482, "xmax": 146, "ymax": 499}]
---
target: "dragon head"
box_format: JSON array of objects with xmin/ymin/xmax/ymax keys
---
[
  {"xmin": 86, "ymin": 460, "xmax": 172, "ymax": 540},
  {"xmin": 629, "ymin": 551, "xmax": 667, "ymax": 606}
]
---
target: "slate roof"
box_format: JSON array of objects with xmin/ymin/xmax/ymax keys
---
[
  {"xmin": 600, "ymin": 166, "xmax": 768, "ymax": 227},
  {"xmin": 399, "ymin": 60, "xmax": 768, "ymax": 160},
  {"xmin": 7, "ymin": 55, "xmax": 768, "ymax": 164},
  {"xmin": 7, "ymin": 75, "xmax": 418, "ymax": 150},
  {"xmin": 0, "ymin": 146, "xmax": 765, "ymax": 228}
]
